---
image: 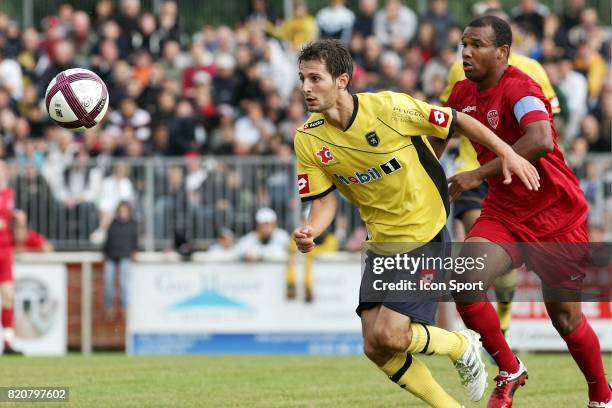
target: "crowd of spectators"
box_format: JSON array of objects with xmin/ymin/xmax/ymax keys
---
[{"xmin": 0, "ymin": 0, "xmax": 609, "ymax": 248}]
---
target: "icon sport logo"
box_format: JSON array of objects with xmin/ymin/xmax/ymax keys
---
[
  {"xmin": 316, "ymin": 146, "xmax": 334, "ymax": 164},
  {"xmin": 429, "ymin": 109, "xmax": 450, "ymax": 127}
]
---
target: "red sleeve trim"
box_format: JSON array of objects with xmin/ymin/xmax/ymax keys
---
[{"xmin": 519, "ymin": 110, "xmax": 549, "ymax": 127}]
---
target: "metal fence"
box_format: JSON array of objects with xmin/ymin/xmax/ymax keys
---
[
  {"xmin": 6, "ymin": 153, "xmax": 612, "ymax": 251},
  {"xmin": 10, "ymin": 155, "xmax": 300, "ymax": 251}
]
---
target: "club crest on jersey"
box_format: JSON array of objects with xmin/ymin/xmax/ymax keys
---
[
  {"xmin": 304, "ymin": 119, "xmax": 325, "ymax": 129},
  {"xmin": 316, "ymin": 146, "xmax": 334, "ymax": 165},
  {"xmin": 429, "ymin": 109, "xmax": 450, "ymax": 127},
  {"xmin": 365, "ymin": 131, "xmax": 380, "ymax": 147},
  {"xmin": 487, "ymin": 110, "xmax": 499, "ymax": 129}
]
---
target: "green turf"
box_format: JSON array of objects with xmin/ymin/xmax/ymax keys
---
[{"xmin": 1, "ymin": 353, "xmax": 610, "ymax": 407}]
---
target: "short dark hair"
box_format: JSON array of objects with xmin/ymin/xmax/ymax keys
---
[
  {"xmin": 467, "ymin": 15, "xmax": 512, "ymax": 47},
  {"xmin": 298, "ymin": 39, "xmax": 354, "ymax": 87}
]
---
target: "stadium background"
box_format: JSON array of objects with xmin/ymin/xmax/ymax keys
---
[{"xmin": 0, "ymin": 2, "xmax": 610, "ymax": 405}]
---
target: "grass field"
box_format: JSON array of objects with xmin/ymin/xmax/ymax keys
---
[{"xmin": 2, "ymin": 353, "xmax": 611, "ymax": 407}]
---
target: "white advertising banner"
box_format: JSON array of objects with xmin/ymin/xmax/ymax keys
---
[
  {"xmin": 7, "ymin": 264, "xmax": 67, "ymax": 356},
  {"xmin": 127, "ymin": 261, "xmax": 364, "ymax": 354}
]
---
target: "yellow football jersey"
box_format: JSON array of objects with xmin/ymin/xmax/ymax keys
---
[
  {"xmin": 294, "ymin": 92, "xmax": 456, "ymax": 243},
  {"xmin": 441, "ymin": 54, "xmax": 560, "ymax": 173}
]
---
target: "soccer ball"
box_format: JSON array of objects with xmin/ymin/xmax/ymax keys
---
[{"xmin": 45, "ymin": 68, "xmax": 109, "ymax": 131}]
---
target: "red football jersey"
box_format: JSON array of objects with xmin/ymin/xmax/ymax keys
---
[
  {"xmin": 446, "ymin": 66, "xmax": 587, "ymax": 237},
  {"xmin": 0, "ymin": 187, "xmax": 15, "ymax": 253}
]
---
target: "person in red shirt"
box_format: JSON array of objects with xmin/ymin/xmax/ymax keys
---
[
  {"xmin": 11, "ymin": 222, "xmax": 53, "ymax": 253},
  {"xmin": 0, "ymin": 160, "xmax": 23, "ymax": 355},
  {"xmin": 442, "ymin": 16, "xmax": 611, "ymax": 408}
]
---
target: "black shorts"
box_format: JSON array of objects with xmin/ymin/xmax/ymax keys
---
[
  {"xmin": 356, "ymin": 227, "xmax": 451, "ymax": 325},
  {"xmin": 453, "ymin": 182, "xmax": 488, "ymax": 220}
]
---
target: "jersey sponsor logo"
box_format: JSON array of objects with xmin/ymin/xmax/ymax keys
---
[
  {"xmin": 297, "ymin": 174, "xmax": 310, "ymax": 194},
  {"xmin": 365, "ymin": 131, "xmax": 380, "ymax": 147},
  {"xmin": 303, "ymin": 119, "xmax": 325, "ymax": 129},
  {"xmin": 487, "ymin": 110, "xmax": 499, "ymax": 129},
  {"xmin": 316, "ymin": 146, "xmax": 334, "ymax": 165},
  {"xmin": 392, "ymin": 107, "xmax": 426, "ymax": 123},
  {"xmin": 429, "ymin": 109, "xmax": 450, "ymax": 127},
  {"xmin": 334, "ymin": 157, "xmax": 402, "ymax": 186},
  {"xmin": 462, "ymin": 105, "xmax": 477, "ymax": 113}
]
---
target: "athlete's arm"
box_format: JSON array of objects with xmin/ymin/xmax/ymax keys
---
[
  {"xmin": 447, "ymin": 120, "xmax": 551, "ymax": 201},
  {"xmin": 476, "ymin": 120, "xmax": 553, "ymax": 180},
  {"xmin": 293, "ymin": 192, "xmax": 337, "ymax": 253},
  {"xmin": 454, "ymin": 111, "xmax": 540, "ymax": 188}
]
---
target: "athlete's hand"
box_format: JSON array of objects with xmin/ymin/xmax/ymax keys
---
[
  {"xmin": 448, "ymin": 171, "xmax": 483, "ymax": 202},
  {"xmin": 293, "ymin": 226, "xmax": 315, "ymax": 253},
  {"xmin": 500, "ymin": 150, "xmax": 540, "ymax": 191}
]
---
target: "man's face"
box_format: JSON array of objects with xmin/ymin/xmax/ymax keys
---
[
  {"xmin": 299, "ymin": 59, "xmax": 339, "ymax": 113},
  {"xmin": 462, "ymin": 25, "xmax": 506, "ymax": 82}
]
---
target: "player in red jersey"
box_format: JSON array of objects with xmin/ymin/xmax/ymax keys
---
[
  {"xmin": 442, "ymin": 16, "xmax": 611, "ymax": 408},
  {"xmin": 0, "ymin": 160, "xmax": 24, "ymax": 355}
]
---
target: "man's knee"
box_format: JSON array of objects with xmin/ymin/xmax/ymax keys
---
[
  {"xmin": 548, "ymin": 306, "xmax": 582, "ymax": 335},
  {"xmin": 0, "ymin": 284, "xmax": 14, "ymax": 307},
  {"xmin": 371, "ymin": 322, "xmax": 411, "ymax": 353}
]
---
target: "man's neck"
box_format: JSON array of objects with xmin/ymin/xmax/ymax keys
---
[
  {"xmin": 322, "ymin": 91, "xmax": 355, "ymax": 131},
  {"xmin": 477, "ymin": 64, "xmax": 509, "ymax": 91}
]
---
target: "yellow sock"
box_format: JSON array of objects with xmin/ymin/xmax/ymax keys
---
[
  {"xmin": 286, "ymin": 264, "xmax": 296, "ymax": 286},
  {"xmin": 497, "ymin": 302, "xmax": 513, "ymax": 333},
  {"xmin": 406, "ymin": 323, "xmax": 468, "ymax": 361},
  {"xmin": 380, "ymin": 352, "xmax": 461, "ymax": 408},
  {"xmin": 304, "ymin": 253, "xmax": 313, "ymax": 289}
]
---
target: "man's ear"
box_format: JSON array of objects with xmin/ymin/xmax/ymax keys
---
[
  {"xmin": 498, "ymin": 44, "xmax": 510, "ymax": 61},
  {"xmin": 337, "ymin": 73, "xmax": 350, "ymax": 91}
]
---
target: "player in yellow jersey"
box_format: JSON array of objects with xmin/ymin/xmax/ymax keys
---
[
  {"xmin": 439, "ymin": 9, "xmax": 561, "ymax": 343},
  {"xmin": 292, "ymin": 39, "xmax": 540, "ymax": 408}
]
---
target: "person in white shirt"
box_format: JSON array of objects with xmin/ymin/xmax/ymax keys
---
[
  {"xmin": 316, "ymin": 0, "xmax": 355, "ymax": 44},
  {"xmin": 373, "ymin": 0, "xmax": 418, "ymax": 48},
  {"xmin": 233, "ymin": 208, "xmax": 289, "ymax": 262}
]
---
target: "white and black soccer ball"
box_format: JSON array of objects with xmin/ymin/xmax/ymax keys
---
[{"xmin": 45, "ymin": 68, "xmax": 109, "ymax": 131}]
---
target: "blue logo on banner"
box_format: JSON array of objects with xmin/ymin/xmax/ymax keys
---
[{"xmin": 170, "ymin": 289, "xmax": 249, "ymax": 310}]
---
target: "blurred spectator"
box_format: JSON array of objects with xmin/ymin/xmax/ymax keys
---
[
  {"xmin": 266, "ymin": 1, "xmax": 317, "ymax": 51},
  {"xmin": 17, "ymin": 28, "xmax": 49, "ymax": 85},
  {"xmin": 202, "ymin": 227, "xmax": 236, "ymax": 261},
  {"xmin": 574, "ymin": 41, "xmax": 608, "ymax": 104},
  {"xmin": 233, "ymin": 208, "xmax": 289, "ymax": 262},
  {"xmin": 157, "ymin": 0, "xmax": 185, "ymax": 49},
  {"xmin": 421, "ymin": 0, "xmax": 456, "ymax": 53},
  {"xmin": 316, "ymin": 0, "xmax": 355, "ymax": 44},
  {"xmin": 108, "ymin": 97, "xmax": 152, "ymax": 142},
  {"xmin": 71, "ymin": 11, "xmax": 97, "ymax": 66},
  {"xmin": 37, "ymin": 40, "xmax": 74, "ymax": 98},
  {"xmin": 167, "ymin": 99, "xmax": 204, "ymax": 155},
  {"xmin": 234, "ymin": 100, "xmax": 275, "ymax": 155},
  {"xmin": 154, "ymin": 164, "xmax": 187, "ymax": 241},
  {"xmin": 0, "ymin": 48, "xmax": 23, "ymax": 101},
  {"xmin": 102, "ymin": 201, "xmax": 138, "ymax": 320},
  {"xmin": 245, "ymin": 0, "xmax": 279, "ymax": 31},
  {"xmin": 93, "ymin": 163, "xmax": 135, "ymax": 242},
  {"xmin": 352, "ymin": 0, "xmax": 378, "ymax": 38},
  {"xmin": 212, "ymin": 53, "xmax": 242, "ymax": 106},
  {"xmin": 11, "ymin": 222, "xmax": 53, "ymax": 253},
  {"xmin": 558, "ymin": 53, "xmax": 588, "ymax": 141},
  {"xmin": 511, "ymin": 0, "xmax": 549, "ymax": 40},
  {"xmin": 373, "ymin": 0, "xmax": 418, "ymax": 49}
]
